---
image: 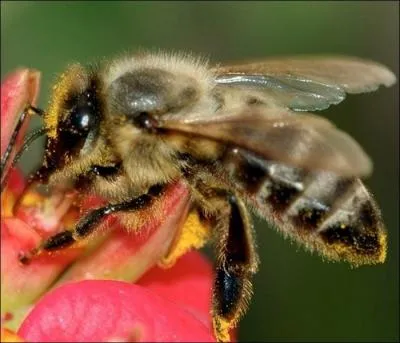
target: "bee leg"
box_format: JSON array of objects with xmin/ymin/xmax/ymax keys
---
[
  {"xmin": 19, "ymin": 183, "xmax": 165, "ymax": 264},
  {"xmin": 211, "ymin": 192, "xmax": 259, "ymax": 342}
]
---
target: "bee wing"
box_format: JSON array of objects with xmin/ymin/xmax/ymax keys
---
[
  {"xmin": 160, "ymin": 107, "xmax": 372, "ymax": 177},
  {"xmin": 213, "ymin": 56, "xmax": 396, "ymax": 111}
]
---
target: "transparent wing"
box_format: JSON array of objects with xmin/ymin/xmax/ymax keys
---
[
  {"xmin": 213, "ymin": 56, "xmax": 396, "ymax": 111},
  {"xmin": 160, "ymin": 107, "xmax": 372, "ymax": 177}
]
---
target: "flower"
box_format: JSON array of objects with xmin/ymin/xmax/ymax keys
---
[{"xmin": 1, "ymin": 69, "xmax": 222, "ymax": 342}]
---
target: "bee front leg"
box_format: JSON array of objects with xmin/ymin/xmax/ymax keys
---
[
  {"xmin": 19, "ymin": 184, "xmax": 165, "ymax": 264},
  {"xmin": 211, "ymin": 192, "xmax": 259, "ymax": 342}
]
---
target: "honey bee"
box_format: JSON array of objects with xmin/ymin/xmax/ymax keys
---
[{"xmin": 1, "ymin": 51, "xmax": 396, "ymax": 341}]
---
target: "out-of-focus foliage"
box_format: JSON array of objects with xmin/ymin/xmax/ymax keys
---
[{"xmin": 1, "ymin": 2, "xmax": 398, "ymax": 341}]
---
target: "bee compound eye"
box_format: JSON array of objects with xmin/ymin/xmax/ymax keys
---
[{"xmin": 68, "ymin": 106, "xmax": 94, "ymax": 134}]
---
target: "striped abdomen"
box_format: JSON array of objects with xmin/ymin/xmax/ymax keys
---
[{"xmin": 222, "ymin": 147, "xmax": 386, "ymax": 265}]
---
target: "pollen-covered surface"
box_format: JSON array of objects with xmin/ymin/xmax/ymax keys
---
[{"xmin": 159, "ymin": 211, "xmax": 210, "ymax": 268}]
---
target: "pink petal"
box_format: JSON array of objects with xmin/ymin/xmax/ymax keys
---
[
  {"xmin": 18, "ymin": 280, "xmax": 215, "ymax": 342},
  {"xmin": 1, "ymin": 218, "xmax": 81, "ymax": 313},
  {"xmin": 56, "ymin": 181, "xmax": 191, "ymax": 283},
  {"xmin": 139, "ymin": 251, "xmax": 237, "ymax": 341},
  {"xmin": 138, "ymin": 251, "xmax": 212, "ymax": 328},
  {"xmin": 5, "ymin": 168, "xmax": 26, "ymax": 197},
  {"xmin": 1, "ymin": 69, "xmax": 40, "ymax": 216},
  {"xmin": 1, "ymin": 68, "xmax": 40, "ymax": 157}
]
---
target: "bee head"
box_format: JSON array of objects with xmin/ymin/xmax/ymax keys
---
[{"xmin": 42, "ymin": 64, "xmax": 104, "ymax": 175}]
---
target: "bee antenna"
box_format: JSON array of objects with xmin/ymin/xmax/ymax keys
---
[{"xmin": 1, "ymin": 126, "xmax": 48, "ymax": 192}]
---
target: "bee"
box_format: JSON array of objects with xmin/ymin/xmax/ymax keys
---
[{"xmin": 1, "ymin": 51, "xmax": 396, "ymax": 341}]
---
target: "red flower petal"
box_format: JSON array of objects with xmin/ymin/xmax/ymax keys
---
[
  {"xmin": 1, "ymin": 69, "xmax": 40, "ymax": 218},
  {"xmin": 1, "ymin": 218, "xmax": 81, "ymax": 313},
  {"xmin": 1, "ymin": 69, "xmax": 40, "ymax": 169},
  {"xmin": 138, "ymin": 251, "xmax": 212, "ymax": 328},
  {"xmin": 18, "ymin": 280, "xmax": 215, "ymax": 342},
  {"xmin": 6, "ymin": 169, "xmax": 25, "ymax": 196},
  {"xmin": 139, "ymin": 251, "xmax": 237, "ymax": 341},
  {"xmin": 56, "ymin": 181, "xmax": 191, "ymax": 283}
]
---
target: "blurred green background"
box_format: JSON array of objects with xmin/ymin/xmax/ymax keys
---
[{"xmin": 1, "ymin": 1, "xmax": 398, "ymax": 341}]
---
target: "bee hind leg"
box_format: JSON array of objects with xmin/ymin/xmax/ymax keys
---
[
  {"xmin": 210, "ymin": 192, "xmax": 259, "ymax": 342},
  {"xmin": 18, "ymin": 183, "xmax": 166, "ymax": 265}
]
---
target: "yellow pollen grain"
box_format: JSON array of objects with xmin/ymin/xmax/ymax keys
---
[
  {"xmin": 159, "ymin": 211, "xmax": 210, "ymax": 268},
  {"xmin": 1, "ymin": 328, "xmax": 24, "ymax": 342},
  {"xmin": 1, "ymin": 190, "xmax": 16, "ymax": 217},
  {"xmin": 20, "ymin": 191, "xmax": 43, "ymax": 207},
  {"xmin": 213, "ymin": 317, "xmax": 232, "ymax": 343},
  {"xmin": 377, "ymin": 231, "xmax": 387, "ymax": 263}
]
